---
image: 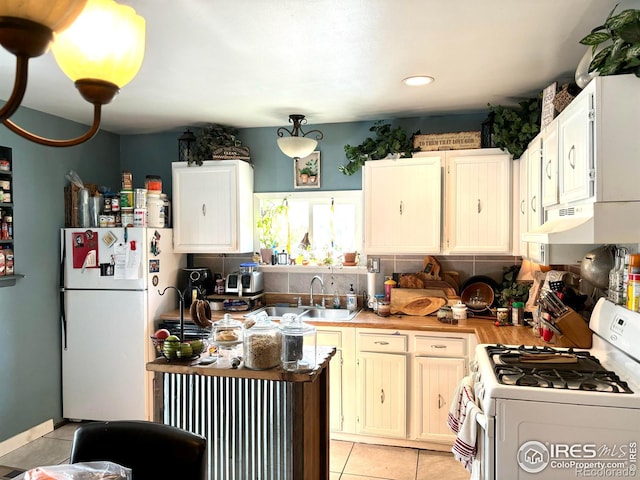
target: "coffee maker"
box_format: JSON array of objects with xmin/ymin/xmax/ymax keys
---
[{"xmin": 180, "ymin": 267, "xmax": 214, "ymax": 307}]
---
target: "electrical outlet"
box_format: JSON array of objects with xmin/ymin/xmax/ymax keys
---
[{"xmin": 368, "ymin": 257, "xmax": 380, "ymax": 273}]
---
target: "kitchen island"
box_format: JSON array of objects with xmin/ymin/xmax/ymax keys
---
[{"xmin": 147, "ymin": 346, "xmax": 335, "ymax": 480}]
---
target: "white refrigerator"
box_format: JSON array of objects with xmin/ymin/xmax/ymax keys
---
[{"xmin": 60, "ymin": 227, "xmax": 186, "ymax": 421}]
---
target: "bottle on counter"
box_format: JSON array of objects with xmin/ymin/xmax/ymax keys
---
[{"xmin": 346, "ymin": 284, "xmax": 357, "ymax": 312}]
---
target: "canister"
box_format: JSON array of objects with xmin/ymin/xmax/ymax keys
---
[
  {"xmin": 146, "ymin": 193, "xmax": 164, "ymax": 228},
  {"xmin": 384, "ymin": 278, "xmax": 397, "ymax": 302},
  {"xmin": 497, "ymin": 307, "xmax": 509, "ymax": 325},
  {"xmin": 451, "ymin": 302, "xmax": 467, "ymax": 321},
  {"xmin": 120, "ymin": 190, "xmax": 133, "ymax": 209},
  {"xmin": 279, "ymin": 313, "xmax": 317, "ymax": 372},
  {"xmin": 511, "ymin": 302, "xmax": 524, "ymax": 325},
  {"xmin": 243, "ymin": 316, "xmax": 281, "ymax": 370},
  {"xmin": 145, "ymin": 175, "xmax": 162, "ymax": 193},
  {"xmin": 121, "ymin": 208, "xmax": 134, "ymax": 227},
  {"xmin": 377, "ymin": 299, "xmax": 391, "ymax": 317},
  {"xmin": 133, "ymin": 208, "xmax": 147, "ymax": 227},
  {"xmin": 121, "ymin": 171, "xmax": 132, "ymax": 190},
  {"xmin": 134, "ymin": 188, "xmax": 147, "ymax": 209}
]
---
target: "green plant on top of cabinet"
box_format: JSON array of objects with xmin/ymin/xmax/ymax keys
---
[{"xmin": 172, "ymin": 160, "xmax": 254, "ymax": 253}]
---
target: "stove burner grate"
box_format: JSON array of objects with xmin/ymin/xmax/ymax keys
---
[{"xmin": 486, "ymin": 345, "xmax": 633, "ymax": 393}]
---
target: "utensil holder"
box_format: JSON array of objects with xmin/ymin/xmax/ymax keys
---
[{"xmin": 554, "ymin": 308, "xmax": 593, "ymax": 348}]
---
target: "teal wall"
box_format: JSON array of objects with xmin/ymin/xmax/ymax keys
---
[
  {"xmin": 0, "ymin": 105, "xmax": 119, "ymax": 442},
  {"xmin": 1, "ymin": 106, "xmax": 486, "ymax": 443}
]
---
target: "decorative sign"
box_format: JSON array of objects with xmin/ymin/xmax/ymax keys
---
[
  {"xmin": 211, "ymin": 146, "xmax": 250, "ymax": 160},
  {"xmin": 541, "ymin": 82, "xmax": 558, "ymax": 130},
  {"xmin": 413, "ymin": 131, "xmax": 481, "ymax": 151}
]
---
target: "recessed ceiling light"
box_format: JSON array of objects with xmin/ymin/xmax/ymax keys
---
[{"xmin": 402, "ymin": 75, "xmax": 435, "ymax": 86}]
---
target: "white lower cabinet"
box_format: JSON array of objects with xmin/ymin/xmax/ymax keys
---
[
  {"xmin": 322, "ymin": 327, "xmax": 473, "ymax": 448},
  {"xmin": 316, "ymin": 327, "xmax": 355, "ymax": 433},
  {"xmin": 357, "ymin": 351, "xmax": 407, "ymax": 438},
  {"xmin": 413, "ymin": 356, "xmax": 465, "ymax": 441}
]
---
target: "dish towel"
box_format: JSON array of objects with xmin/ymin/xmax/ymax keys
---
[{"xmin": 448, "ymin": 375, "xmax": 480, "ymax": 473}]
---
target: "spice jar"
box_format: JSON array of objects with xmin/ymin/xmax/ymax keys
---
[
  {"xmin": 497, "ymin": 307, "xmax": 509, "ymax": 325},
  {"xmin": 279, "ymin": 313, "xmax": 317, "ymax": 372},
  {"xmin": 511, "ymin": 302, "xmax": 524, "ymax": 325},
  {"xmin": 243, "ymin": 315, "xmax": 281, "ymax": 370}
]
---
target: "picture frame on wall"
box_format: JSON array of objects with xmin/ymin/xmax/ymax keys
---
[{"xmin": 294, "ymin": 151, "xmax": 320, "ymax": 189}]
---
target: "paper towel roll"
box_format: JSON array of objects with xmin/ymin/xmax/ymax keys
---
[{"xmin": 367, "ymin": 272, "xmax": 377, "ymax": 297}]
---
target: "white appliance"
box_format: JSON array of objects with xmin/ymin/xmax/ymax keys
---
[
  {"xmin": 470, "ymin": 298, "xmax": 640, "ymax": 479},
  {"xmin": 60, "ymin": 227, "xmax": 185, "ymax": 421}
]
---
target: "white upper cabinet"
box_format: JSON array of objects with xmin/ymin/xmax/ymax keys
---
[
  {"xmin": 363, "ymin": 156, "xmax": 442, "ymax": 254},
  {"xmin": 558, "ymin": 75, "xmax": 640, "ymax": 205},
  {"xmin": 541, "ymin": 122, "xmax": 559, "ymax": 208},
  {"xmin": 558, "ymin": 90, "xmax": 592, "ymax": 204},
  {"xmin": 172, "ymin": 160, "xmax": 254, "ymax": 253},
  {"xmin": 444, "ymin": 149, "xmax": 512, "ymax": 254}
]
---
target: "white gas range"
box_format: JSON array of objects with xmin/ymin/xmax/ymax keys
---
[{"xmin": 471, "ymin": 298, "xmax": 640, "ymax": 479}]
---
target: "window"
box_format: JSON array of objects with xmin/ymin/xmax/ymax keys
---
[{"xmin": 254, "ymin": 191, "xmax": 363, "ymax": 265}]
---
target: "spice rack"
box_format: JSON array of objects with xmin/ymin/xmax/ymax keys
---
[{"xmin": 0, "ymin": 145, "xmax": 22, "ymax": 287}]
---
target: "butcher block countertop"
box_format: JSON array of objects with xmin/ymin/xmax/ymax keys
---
[{"xmin": 159, "ymin": 308, "xmax": 556, "ymax": 347}]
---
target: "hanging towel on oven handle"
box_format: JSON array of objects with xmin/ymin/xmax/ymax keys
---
[{"xmin": 448, "ymin": 374, "xmax": 481, "ymax": 475}]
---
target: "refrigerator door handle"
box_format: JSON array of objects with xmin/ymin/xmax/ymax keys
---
[{"xmin": 60, "ymin": 232, "xmax": 68, "ymax": 350}]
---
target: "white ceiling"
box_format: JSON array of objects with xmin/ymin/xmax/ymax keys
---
[{"xmin": 0, "ymin": 0, "xmax": 636, "ymax": 135}]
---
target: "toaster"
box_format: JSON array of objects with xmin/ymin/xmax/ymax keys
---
[{"xmin": 225, "ymin": 271, "xmax": 264, "ymax": 295}]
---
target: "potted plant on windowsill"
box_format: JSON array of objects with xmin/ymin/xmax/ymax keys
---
[
  {"xmin": 338, "ymin": 121, "xmax": 419, "ymax": 175},
  {"xmin": 256, "ymin": 199, "xmax": 287, "ymax": 264}
]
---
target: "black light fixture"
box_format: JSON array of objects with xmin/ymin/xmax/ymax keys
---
[
  {"xmin": 276, "ymin": 114, "xmax": 323, "ymax": 159},
  {"xmin": 178, "ymin": 129, "xmax": 196, "ymax": 165}
]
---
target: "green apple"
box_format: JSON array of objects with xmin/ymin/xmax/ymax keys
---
[{"xmin": 177, "ymin": 342, "xmax": 193, "ymax": 358}]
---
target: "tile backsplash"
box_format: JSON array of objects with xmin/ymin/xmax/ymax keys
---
[{"xmin": 191, "ymin": 253, "xmax": 522, "ymax": 297}]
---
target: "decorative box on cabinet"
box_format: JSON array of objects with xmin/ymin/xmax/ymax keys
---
[
  {"xmin": 363, "ymin": 157, "xmax": 441, "ymax": 254},
  {"xmin": 172, "ymin": 160, "xmax": 253, "ymax": 253}
]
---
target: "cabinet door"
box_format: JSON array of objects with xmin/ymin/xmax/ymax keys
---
[
  {"xmin": 357, "ymin": 351, "xmax": 407, "ymax": 438},
  {"xmin": 364, "ymin": 157, "xmax": 441, "ymax": 254},
  {"xmin": 527, "ymin": 137, "xmax": 543, "ymax": 232},
  {"xmin": 446, "ymin": 153, "xmax": 511, "ymax": 254},
  {"xmin": 172, "ymin": 161, "xmax": 253, "ymax": 253},
  {"xmin": 517, "ymin": 152, "xmax": 529, "ymax": 257},
  {"xmin": 558, "ymin": 91, "xmax": 593, "ymax": 204},
  {"xmin": 412, "ymin": 356, "xmax": 465, "ymax": 441},
  {"xmin": 317, "ymin": 329, "xmax": 344, "ymax": 432},
  {"xmin": 541, "ymin": 123, "xmax": 559, "ymax": 208}
]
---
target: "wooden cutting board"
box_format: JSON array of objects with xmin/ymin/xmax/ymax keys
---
[{"xmin": 390, "ymin": 288, "xmax": 447, "ymax": 316}]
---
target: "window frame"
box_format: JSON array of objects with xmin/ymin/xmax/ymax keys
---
[{"xmin": 253, "ymin": 190, "xmax": 363, "ymax": 260}]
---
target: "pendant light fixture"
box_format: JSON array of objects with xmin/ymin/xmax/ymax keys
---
[
  {"xmin": 276, "ymin": 114, "xmax": 323, "ymax": 159},
  {"xmin": 0, "ymin": 0, "xmax": 145, "ymax": 147}
]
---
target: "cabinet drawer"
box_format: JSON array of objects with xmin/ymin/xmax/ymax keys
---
[
  {"xmin": 414, "ymin": 335, "xmax": 466, "ymax": 357},
  {"xmin": 317, "ymin": 330, "xmax": 342, "ymax": 348},
  {"xmin": 359, "ymin": 333, "xmax": 407, "ymax": 352}
]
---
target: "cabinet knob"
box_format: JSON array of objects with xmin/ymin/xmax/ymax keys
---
[
  {"xmin": 531, "ymin": 196, "xmax": 537, "ymax": 213},
  {"xmin": 546, "ymin": 160, "xmax": 552, "ymax": 179},
  {"xmin": 477, "ymin": 199, "xmax": 481, "ymax": 214},
  {"xmin": 374, "ymin": 341, "xmax": 389, "ymax": 345},
  {"xmin": 431, "ymin": 344, "xmax": 447, "ymax": 349},
  {"xmin": 438, "ymin": 394, "xmax": 445, "ymax": 409},
  {"xmin": 520, "ymin": 199, "xmax": 526, "ymax": 215},
  {"xmin": 202, "ymin": 203, "xmax": 206, "ymax": 216},
  {"xmin": 399, "ymin": 201, "xmax": 403, "ymax": 215},
  {"xmin": 380, "ymin": 388, "xmax": 385, "ymax": 404}
]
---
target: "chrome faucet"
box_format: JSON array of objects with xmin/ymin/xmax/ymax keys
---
[{"xmin": 309, "ymin": 275, "xmax": 325, "ymax": 307}]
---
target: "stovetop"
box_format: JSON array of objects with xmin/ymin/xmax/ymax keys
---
[{"xmin": 486, "ymin": 345, "xmax": 633, "ymax": 393}]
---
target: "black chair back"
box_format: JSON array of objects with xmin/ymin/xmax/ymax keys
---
[{"xmin": 70, "ymin": 421, "xmax": 206, "ymax": 480}]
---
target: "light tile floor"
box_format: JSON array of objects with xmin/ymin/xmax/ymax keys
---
[{"xmin": 0, "ymin": 423, "xmax": 470, "ymax": 480}]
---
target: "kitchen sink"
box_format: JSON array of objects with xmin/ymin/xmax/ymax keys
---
[{"xmin": 248, "ymin": 305, "xmax": 360, "ymax": 322}]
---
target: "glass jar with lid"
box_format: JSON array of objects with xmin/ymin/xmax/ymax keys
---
[
  {"xmin": 209, "ymin": 313, "xmax": 242, "ymax": 367},
  {"xmin": 243, "ymin": 313, "xmax": 281, "ymax": 370},
  {"xmin": 279, "ymin": 313, "xmax": 317, "ymax": 372}
]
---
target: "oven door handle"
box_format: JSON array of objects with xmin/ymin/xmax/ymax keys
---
[{"xmin": 476, "ymin": 411, "xmax": 493, "ymax": 437}]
